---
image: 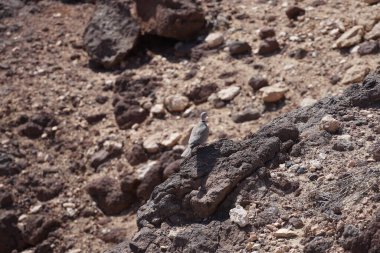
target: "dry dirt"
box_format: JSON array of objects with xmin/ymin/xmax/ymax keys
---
[{"xmin": 0, "ymin": 0, "xmax": 380, "ymax": 252}]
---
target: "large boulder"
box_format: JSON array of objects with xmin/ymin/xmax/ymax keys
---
[
  {"xmin": 83, "ymin": 0, "xmax": 140, "ymax": 69},
  {"xmin": 135, "ymin": 0, "xmax": 206, "ymax": 40}
]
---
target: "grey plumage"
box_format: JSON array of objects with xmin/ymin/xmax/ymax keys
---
[{"xmin": 181, "ymin": 112, "xmax": 209, "ymax": 158}]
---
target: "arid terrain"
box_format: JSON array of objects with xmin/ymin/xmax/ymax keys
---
[{"xmin": 1, "ymin": 0, "xmax": 380, "ymax": 253}]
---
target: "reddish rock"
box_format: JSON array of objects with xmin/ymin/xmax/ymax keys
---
[
  {"xmin": 257, "ymin": 37, "xmax": 280, "ymax": 55},
  {"xmin": 258, "ymin": 27, "xmax": 275, "ymax": 39},
  {"xmin": 126, "ymin": 143, "xmax": 148, "ymax": 166},
  {"xmin": 87, "ymin": 176, "xmax": 132, "ymax": 215},
  {"xmin": 186, "ymin": 83, "xmax": 218, "ymax": 104},
  {"xmin": 135, "ymin": 0, "xmax": 206, "ymax": 40},
  {"xmin": 228, "ymin": 41, "xmax": 252, "ymax": 56},
  {"xmin": 286, "ymin": 6, "xmax": 305, "ymax": 20},
  {"xmin": 22, "ymin": 214, "xmax": 61, "ymax": 246},
  {"xmin": 248, "ymin": 76, "xmax": 269, "ymax": 91},
  {"xmin": 0, "ymin": 212, "xmax": 24, "ymax": 253}
]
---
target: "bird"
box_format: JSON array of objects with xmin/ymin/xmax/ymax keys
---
[{"xmin": 181, "ymin": 111, "xmax": 209, "ymax": 158}]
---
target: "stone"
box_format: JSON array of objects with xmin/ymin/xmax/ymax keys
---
[
  {"xmin": 114, "ymin": 102, "xmax": 149, "ymax": 129},
  {"xmin": 84, "ymin": 113, "xmax": 107, "ymax": 125},
  {"xmin": 258, "ymin": 27, "xmax": 275, "ymax": 39},
  {"xmin": 83, "ymin": 1, "xmax": 140, "ymax": 69},
  {"xmin": 358, "ymin": 40, "xmax": 379, "ymax": 55},
  {"xmin": 208, "ymin": 93, "xmax": 225, "ymax": 108},
  {"xmin": 135, "ymin": 0, "xmax": 206, "ymax": 40},
  {"xmin": 273, "ymin": 228, "xmax": 298, "ymax": 238},
  {"xmin": 205, "ymin": 32, "xmax": 224, "ymax": 48},
  {"xmin": 228, "ymin": 41, "xmax": 252, "ymax": 55},
  {"xmin": 217, "ymin": 86, "xmax": 240, "ymax": 101},
  {"xmin": 232, "ymin": 108, "xmax": 261, "ymax": 123},
  {"xmin": 90, "ymin": 144, "xmax": 122, "ymax": 169},
  {"xmin": 285, "ymin": 6, "xmax": 305, "ymax": 20},
  {"xmin": 257, "ymin": 37, "xmax": 280, "ymax": 55},
  {"xmin": 22, "ymin": 214, "xmax": 61, "ymax": 246},
  {"xmin": 289, "ymin": 217, "xmax": 304, "ymax": 229},
  {"xmin": 248, "ymin": 77, "xmax": 269, "ymax": 91},
  {"xmin": 0, "ymin": 152, "xmax": 25, "ymax": 176},
  {"xmin": 288, "ymin": 48, "xmax": 308, "ymax": 59},
  {"xmin": 35, "ymin": 178, "xmax": 64, "ymax": 202},
  {"xmin": 341, "ymin": 65, "xmax": 370, "ymax": 85},
  {"xmin": 86, "ymin": 176, "xmax": 132, "ymax": 215},
  {"xmin": 186, "ymin": 83, "xmax": 218, "ymax": 104},
  {"xmin": 164, "ymin": 95, "xmax": 189, "ymax": 113},
  {"xmin": 0, "ymin": 211, "xmax": 24, "ymax": 253},
  {"xmin": 260, "ymin": 86, "xmax": 288, "ymax": 103},
  {"xmin": 19, "ymin": 122, "xmax": 43, "ymax": 139},
  {"xmin": 143, "ymin": 137, "xmax": 160, "ymax": 153},
  {"xmin": 363, "ymin": 0, "xmax": 380, "ymax": 4},
  {"xmin": 304, "ymin": 237, "xmax": 333, "ymax": 253},
  {"xmin": 229, "ymin": 205, "xmax": 249, "ymax": 227},
  {"xmin": 95, "ymin": 95, "xmax": 108, "ymax": 104},
  {"xmin": 0, "ymin": 192, "xmax": 13, "ymax": 208},
  {"xmin": 161, "ymin": 133, "xmax": 181, "ymax": 148},
  {"xmin": 151, "ymin": 104, "xmax": 165, "ymax": 118},
  {"xmin": 299, "ymin": 97, "xmax": 317, "ymax": 107},
  {"xmin": 320, "ymin": 115, "xmax": 341, "ymax": 134},
  {"xmin": 371, "ymin": 143, "xmax": 380, "ymax": 161},
  {"xmin": 365, "ymin": 22, "xmax": 380, "ymax": 40},
  {"xmin": 333, "ymin": 26, "xmax": 364, "ymax": 49},
  {"xmin": 126, "ymin": 144, "xmax": 148, "ymax": 166}
]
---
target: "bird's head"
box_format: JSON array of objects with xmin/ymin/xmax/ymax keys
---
[{"xmin": 200, "ymin": 112, "xmax": 208, "ymax": 122}]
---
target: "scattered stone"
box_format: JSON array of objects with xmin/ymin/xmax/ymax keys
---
[
  {"xmin": 371, "ymin": 143, "xmax": 380, "ymax": 161},
  {"xmin": 95, "ymin": 95, "xmax": 108, "ymax": 104},
  {"xmin": 150, "ymin": 104, "xmax": 166, "ymax": 118},
  {"xmin": 357, "ymin": 40, "xmax": 379, "ymax": 55},
  {"xmin": 260, "ymin": 86, "xmax": 288, "ymax": 103},
  {"xmin": 273, "ymin": 228, "xmax": 298, "ymax": 238},
  {"xmin": 84, "ymin": 113, "xmax": 107, "ymax": 125},
  {"xmin": 143, "ymin": 136, "xmax": 160, "ymax": 153},
  {"xmin": 257, "ymin": 37, "xmax": 280, "ymax": 55},
  {"xmin": 126, "ymin": 144, "xmax": 148, "ymax": 166},
  {"xmin": 19, "ymin": 122, "xmax": 43, "ymax": 139},
  {"xmin": 320, "ymin": 115, "xmax": 341, "ymax": 134},
  {"xmin": 341, "ymin": 65, "xmax": 370, "ymax": 85},
  {"xmin": 161, "ymin": 133, "xmax": 181, "ymax": 148},
  {"xmin": 258, "ymin": 27, "xmax": 275, "ymax": 39},
  {"xmin": 299, "ymin": 97, "xmax": 317, "ymax": 107},
  {"xmin": 365, "ymin": 22, "xmax": 380, "ymax": 40},
  {"xmin": 217, "ymin": 86, "xmax": 240, "ymax": 101},
  {"xmin": 35, "ymin": 178, "xmax": 64, "ymax": 202},
  {"xmin": 308, "ymin": 173, "xmax": 319, "ymax": 181},
  {"xmin": 205, "ymin": 32, "xmax": 224, "ymax": 48},
  {"xmin": 135, "ymin": 0, "xmax": 206, "ymax": 40},
  {"xmin": 114, "ymin": 103, "xmax": 149, "ymax": 129},
  {"xmin": 86, "ymin": 176, "xmax": 132, "ymax": 215},
  {"xmin": 288, "ymin": 48, "xmax": 308, "ymax": 59},
  {"xmin": 285, "ymin": 6, "xmax": 305, "ymax": 20},
  {"xmin": 0, "ymin": 212, "xmax": 24, "ymax": 253},
  {"xmin": 232, "ymin": 108, "xmax": 261, "ymax": 123},
  {"xmin": 83, "ymin": 1, "xmax": 140, "ymax": 69},
  {"xmin": 99, "ymin": 227, "xmax": 128, "ymax": 244},
  {"xmin": 186, "ymin": 83, "xmax": 218, "ymax": 104},
  {"xmin": 90, "ymin": 142, "xmax": 122, "ymax": 169},
  {"xmin": 0, "ymin": 192, "xmax": 13, "ymax": 208},
  {"xmin": 330, "ymin": 74, "xmax": 341, "ymax": 85},
  {"xmin": 248, "ymin": 77, "xmax": 269, "ymax": 91},
  {"xmin": 304, "ymin": 237, "xmax": 333, "ymax": 253},
  {"xmin": 229, "ymin": 205, "xmax": 249, "ymax": 227},
  {"xmin": 208, "ymin": 93, "xmax": 225, "ymax": 108},
  {"xmin": 333, "ymin": 26, "xmax": 364, "ymax": 49},
  {"xmin": 289, "ymin": 217, "xmax": 304, "ymax": 229},
  {"xmin": 22, "ymin": 214, "xmax": 61, "ymax": 246},
  {"xmin": 0, "ymin": 152, "xmax": 25, "ymax": 176},
  {"xmin": 164, "ymin": 94, "xmax": 189, "ymax": 113},
  {"xmin": 228, "ymin": 41, "xmax": 252, "ymax": 56},
  {"xmin": 333, "ymin": 135, "xmax": 354, "ymax": 151}
]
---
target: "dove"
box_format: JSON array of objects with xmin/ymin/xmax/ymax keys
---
[{"xmin": 181, "ymin": 112, "xmax": 209, "ymax": 158}]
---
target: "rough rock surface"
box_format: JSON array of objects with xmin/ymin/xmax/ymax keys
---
[
  {"xmin": 83, "ymin": 0, "xmax": 140, "ymax": 69},
  {"xmin": 108, "ymin": 69, "xmax": 380, "ymax": 253},
  {"xmin": 135, "ymin": 0, "xmax": 206, "ymax": 40}
]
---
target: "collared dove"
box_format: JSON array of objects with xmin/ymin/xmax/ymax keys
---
[{"xmin": 181, "ymin": 112, "xmax": 209, "ymax": 158}]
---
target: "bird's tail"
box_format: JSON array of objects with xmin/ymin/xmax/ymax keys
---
[{"xmin": 181, "ymin": 146, "xmax": 191, "ymax": 158}]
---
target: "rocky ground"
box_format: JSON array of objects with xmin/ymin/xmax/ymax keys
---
[{"xmin": 0, "ymin": 0, "xmax": 380, "ymax": 253}]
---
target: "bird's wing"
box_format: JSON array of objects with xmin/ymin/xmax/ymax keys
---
[{"xmin": 188, "ymin": 122, "xmax": 209, "ymax": 148}]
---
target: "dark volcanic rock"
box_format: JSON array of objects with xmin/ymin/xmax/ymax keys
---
[
  {"xmin": 19, "ymin": 122, "xmax": 44, "ymax": 139},
  {"xmin": 186, "ymin": 83, "xmax": 218, "ymax": 104},
  {"xmin": 0, "ymin": 212, "xmax": 24, "ymax": 253},
  {"xmin": 83, "ymin": 0, "xmax": 140, "ymax": 69},
  {"xmin": 258, "ymin": 27, "xmax": 275, "ymax": 39},
  {"xmin": 0, "ymin": 0, "xmax": 24, "ymax": 19},
  {"xmin": 358, "ymin": 40, "xmax": 379, "ymax": 55},
  {"xmin": 228, "ymin": 41, "xmax": 252, "ymax": 56},
  {"xmin": 286, "ymin": 6, "xmax": 305, "ymax": 20},
  {"xmin": 84, "ymin": 113, "xmax": 107, "ymax": 124},
  {"xmin": 106, "ymin": 69, "xmax": 380, "ymax": 253},
  {"xmin": 0, "ymin": 191, "xmax": 13, "ymax": 208},
  {"xmin": 86, "ymin": 176, "xmax": 132, "ymax": 215},
  {"xmin": 135, "ymin": 0, "xmax": 206, "ymax": 40},
  {"xmin": 126, "ymin": 143, "xmax": 148, "ymax": 166},
  {"xmin": 257, "ymin": 37, "xmax": 280, "ymax": 55},
  {"xmin": 35, "ymin": 178, "xmax": 65, "ymax": 202},
  {"xmin": 0, "ymin": 152, "xmax": 25, "ymax": 176},
  {"xmin": 113, "ymin": 74, "xmax": 159, "ymax": 129},
  {"xmin": 22, "ymin": 214, "xmax": 61, "ymax": 246},
  {"xmin": 289, "ymin": 48, "xmax": 308, "ymax": 59},
  {"xmin": 248, "ymin": 76, "xmax": 269, "ymax": 91},
  {"xmin": 231, "ymin": 108, "xmax": 261, "ymax": 123}
]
